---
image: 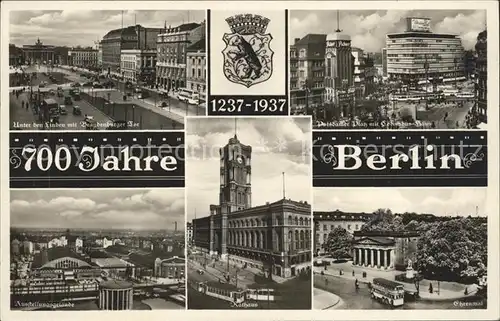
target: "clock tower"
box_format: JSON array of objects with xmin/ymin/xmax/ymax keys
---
[{"xmin": 219, "ymin": 133, "xmax": 252, "ymax": 214}]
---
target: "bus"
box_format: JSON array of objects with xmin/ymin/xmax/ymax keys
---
[
  {"xmin": 42, "ymin": 98, "xmax": 59, "ymax": 116},
  {"xmin": 371, "ymin": 278, "xmax": 405, "ymax": 307},
  {"xmin": 177, "ymin": 88, "xmax": 199, "ymax": 104}
]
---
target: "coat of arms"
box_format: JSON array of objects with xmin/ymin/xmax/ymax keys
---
[{"xmin": 222, "ymin": 14, "xmax": 273, "ymax": 88}]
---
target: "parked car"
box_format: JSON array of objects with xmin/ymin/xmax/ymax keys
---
[
  {"xmin": 59, "ymin": 105, "xmax": 67, "ymax": 115},
  {"xmin": 73, "ymin": 105, "xmax": 82, "ymax": 115},
  {"xmin": 82, "ymin": 81, "xmax": 93, "ymax": 87},
  {"xmin": 64, "ymin": 96, "xmax": 73, "ymax": 105},
  {"xmin": 187, "ymin": 97, "xmax": 200, "ymax": 105}
]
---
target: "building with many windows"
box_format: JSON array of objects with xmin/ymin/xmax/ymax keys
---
[
  {"xmin": 186, "ymin": 39, "xmax": 206, "ymax": 103},
  {"xmin": 386, "ymin": 17, "xmax": 465, "ymax": 84},
  {"xmin": 290, "ymin": 34, "xmax": 326, "ymax": 113},
  {"xmin": 382, "ymin": 48, "xmax": 388, "ymax": 77},
  {"xmin": 186, "ymin": 223, "xmax": 193, "ymax": 245},
  {"xmin": 97, "ymin": 41, "xmax": 103, "ymax": 68},
  {"xmin": 324, "ymin": 31, "xmax": 355, "ymax": 119},
  {"xmin": 68, "ymin": 47, "xmax": 98, "ymax": 68},
  {"xmin": 475, "ymin": 30, "xmax": 487, "ymax": 123},
  {"xmin": 156, "ymin": 21, "xmax": 205, "ymax": 92},
  {"xmin": 120, "ymin": 49, "xmax": 157, "ymax": 84},
  {"xmin": 101, "ymin": 25, "xmax": 163, "ymax": 75},
  {"xmin": 313, "ymin": 210, "xmax": 372, "ymax": 254},
  {"xmin": 192, "ymin": 134, "xmax": 312, "ymax": 278},
  {"xmin": 9, "ymin": 44, "xmax": 24, "ymax": 66}
]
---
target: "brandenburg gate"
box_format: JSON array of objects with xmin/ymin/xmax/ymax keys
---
[{"xmin": 23, "ymin": 38, "xmax": 56, "ymax": 64}]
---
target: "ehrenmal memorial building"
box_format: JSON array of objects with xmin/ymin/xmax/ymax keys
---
[{"xmin": 191, "ymin": 133, "xmax": 312, "ymax": 278}]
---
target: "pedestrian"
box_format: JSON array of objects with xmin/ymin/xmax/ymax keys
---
[{"xmin": 21, "ymin": 101, "xmax": 25, "ymax": 109}]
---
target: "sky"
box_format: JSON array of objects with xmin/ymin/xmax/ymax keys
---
[
  {"xmin": 314, "ymin": 188, "xmax": 487, "ymax": 217},
  {"xmin": 10, "ymin": 189, "xmax": 185, "ymax": 230},
  {"xmin": 9, "ymin": 10, "xmax": 205, "ymax": 47},
  {"xmin": 290, "ymin": 10, "xmax": 486, "ymax": 52},
  {"xmin": 186, "ymin": 117, "xmax": 311, "ymax": 222}
]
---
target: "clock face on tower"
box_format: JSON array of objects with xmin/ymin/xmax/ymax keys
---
[{"xmin": 236, "ymin": 155, "xmax": 243, "ymax": 164}]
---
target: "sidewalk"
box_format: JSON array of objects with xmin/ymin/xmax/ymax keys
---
[
  {"xmin": 313, "ymin": 287, "xmax": 343, "ymax": 310},
  {"xmin": 92, "ymin": 89, "xmax": 184, "ymax": 125},
  {"xmin": 314, "ymin": 262, "xmax": 476, "ymax": 302}
]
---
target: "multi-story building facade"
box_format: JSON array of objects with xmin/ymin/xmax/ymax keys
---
[
  {"xmin": 102, "ymin": 25, "xmax": 163, "ymax": 75},
  {"xmin": 382, "ymin": 48, "xmax": 388, "ymax": 77},
  {"xmin": 186, "ymin": 222, "xmax": 193, "ymax": 245},
  {"xmin": 475, "ymin": 30, "xmax": 487, "ymax": 123},
  {"xmin": 386, "ymin": 17, "xmax": 465, "ymax": 83},
  {"xmin": 68, "ymin": 47, "xmax": 98, "ymax": 68},
  {"xmin": 324, "ymin": 31, "xmax": 355, "ymax": 118},
  {"xmin": 351, "ymin": 47, "xmax": 366, "ymax": 98},
  {"xmin": 97, "ymin": 41, "xmax": 103, "ymax": 68},
  {"xmin": 9, "ymin": 44, "xmax": 24, "ymax": 66},
  {"xmin": 120, "ymin": 49, "xmax": 157, "ymax": 84},
  {"xmin": 313, "ymin": 210, "xmax": 372, "ymax": 254},
  {"xmin": 463, "ymin": 50, "xmax": 476, "ymax": 80},
  {"xmin": 156, "ymin": 22, "xmax": 205, "ymax": 92},
  {"xmin": 289, "ymin": 34, "xmax": 326, "ymax": 113},
  {"xmin": 186, "ymin": 39, "xmax": 206, "ymax": 103},
  {"xmin": 192, "ymin": 134, "xmax": 312, "ymax": 278}
]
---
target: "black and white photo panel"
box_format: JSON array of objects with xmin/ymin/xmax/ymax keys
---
[
  {"xmin": 289, "ymin": 10, "xmax": 487, "ymax": 130},
  {"xmin": 185, "ymin": 116, "xmax": 312, "ymax": 309},
  {"xmin": 10, "ymin": 188, "xmax": 187, "ymax": 310},
  {"xmin": 9, "ymin": 10, "xmax": 207, "ymax": 131},
  {"xmin": 312, "ymin": 187, "xmax": 488, "ymax": 310}
]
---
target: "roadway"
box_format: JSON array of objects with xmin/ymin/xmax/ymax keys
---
[
  {"xmin": 314, "ymin": 273, "xmax": 484, "ymax": 310},
  {"xmin": 10, "ymin": 66, "xmax": 183, "ymax": 130},
  {"xmin": 110, "ymin": 78, "xmax": 205, "ymax": 117},
  {"xmin": 10, "ymin": 88, "xmax": 113, "ymax": 131}
]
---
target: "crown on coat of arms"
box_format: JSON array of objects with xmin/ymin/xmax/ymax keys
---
[{"xmin": 225, "ymin": 14, "xmax": 270, "ymax": 35}]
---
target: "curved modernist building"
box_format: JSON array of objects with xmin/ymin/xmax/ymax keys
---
[
  {"xmin": 386, "ymin": 17, "xmax": 465, "ymax": 83},
  {"xmin": 99, "ymin": 280, "xmax": 134, "ymax": 310}
]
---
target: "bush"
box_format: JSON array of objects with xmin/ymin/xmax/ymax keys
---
[{"xmin": 395, "ymin": 263, "xmax": 407, "ymax": 271}]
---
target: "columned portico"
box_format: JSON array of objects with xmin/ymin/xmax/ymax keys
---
[{"xmin": 352, "ymin": 236, "xmax": 396, "ymax": 270}]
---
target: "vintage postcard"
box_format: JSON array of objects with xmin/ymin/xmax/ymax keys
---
[{"xmin": 1, "ymin": 1, "xmax": 498, "ymax": 321}]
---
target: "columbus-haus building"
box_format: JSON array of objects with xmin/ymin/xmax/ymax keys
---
[{"xmin": 192, "ymin": 134, "xmax": 312, "ymax": 278}]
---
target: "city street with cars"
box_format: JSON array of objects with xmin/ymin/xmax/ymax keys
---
[{"xmin": 10, "ymin": 65, "xmax": 188, "ymax": 130}]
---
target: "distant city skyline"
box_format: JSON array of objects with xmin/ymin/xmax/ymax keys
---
[
  {"xmin": 11, "ymin": 189, "xmax": 185, "ymax": 230},
  {"xmin": 290, "ymin": 10, "xmax": 486, "ymax": 52},
  {"xmin": 9, "ymin": 10, "xmax": 205, "ymax": 47},
  {"xmin": 314, "ymin": 188, "xmax": 487, "ymax": 217}
]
